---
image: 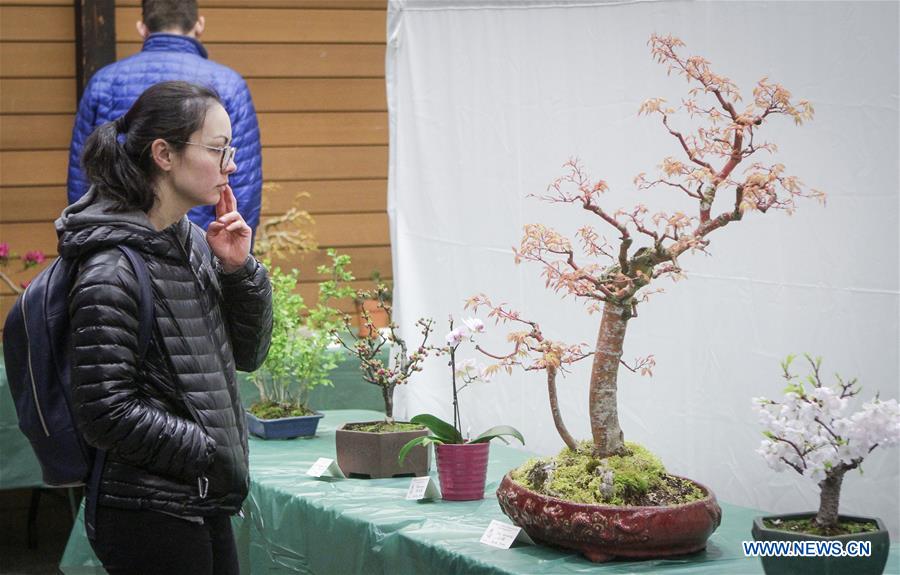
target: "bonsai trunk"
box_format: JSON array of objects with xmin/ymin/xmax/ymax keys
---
[
  {"xmin": 589, "ymin": 302, "xmax": 628, "ymax": 458},
  {"xmin": 382, "ymin": 382, "xmax": 395, "ymax": 419},
  {"xmin": 547, "ymin": 365, "xmax": 579, "ymax": 452},
  {"xmin": 815, "ymin": 470, "xmax": 845, "ymax": 529}
]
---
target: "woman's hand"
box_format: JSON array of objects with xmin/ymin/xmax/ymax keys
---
[{"xmin": 207, "ymin": 185, "xmax": 251, "ymax": 273}]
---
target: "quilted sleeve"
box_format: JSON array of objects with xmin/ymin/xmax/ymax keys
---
[
  {"xmin": 218, "ymin": 256, "xmax": 273, "ymax": 372},
  {"xmin": 223, "ymin": 77, "xmax": 263, "ymax": 236},
  {"xmin": 66, "ymin": 77, "xmax": 100, "ymax": 205},
  {"xmin": 69, "ymin": 251, "xmax": 217, "ymax": 481}
]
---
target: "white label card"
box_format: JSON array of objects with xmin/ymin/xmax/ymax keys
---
[
  {"xmin": 405, "ymin": 476, "xmax": 441, "ymax": 500},
  {"xmin": 305, "ymin": 457, "xmax": 345, "ymax": 479},
  {"xmin": 479, "ymin": 520, "xmax": 534, "ymax": 549}
]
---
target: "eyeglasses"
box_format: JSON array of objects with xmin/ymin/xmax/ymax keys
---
[{"xmin": 176, "ymin": 141, "xmax": 237, "ymax": 173}]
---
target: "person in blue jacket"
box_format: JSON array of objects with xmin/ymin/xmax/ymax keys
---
[{"xmin": 66, "ymin": 0, "xmax": 262, "ymax": 236}]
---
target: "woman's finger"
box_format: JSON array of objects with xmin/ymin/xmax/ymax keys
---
[
  {"xmin": 215, "ymin": 189, "xmax": 228, "ymax": 220},
  {"xmin": 225, "ymin": 220, "xmax": 248, "ymax": 232},
  {"xmin": 207, "ymin": 221, "xmax": 225, "ymax": 236},
  {"xmin": 224, "ymin": 185, "xmax": 237, "ymax": 214},
  {"xmin": 216, "ymin": 212, "xmax": 244, "ymax": 226}
]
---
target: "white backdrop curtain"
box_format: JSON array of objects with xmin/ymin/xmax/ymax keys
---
[{"xmin": 385, "ymin": 0, "xmax": 899, "ymax": 536}]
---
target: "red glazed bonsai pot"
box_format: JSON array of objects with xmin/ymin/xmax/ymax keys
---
[{"xmin": 496, "ymin": 472, "xmax": 722, "ymax": 562}]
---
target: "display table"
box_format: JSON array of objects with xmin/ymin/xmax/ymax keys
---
[
  {"xmin": 0, "ymin": 346, "xmax": 385, "ymax": 490},
  {"xmin": 59, "ymin": 409, "xmax": 900, "ymax": 575},
  {"xmin": 0, "ymin": 353, "xmax": 45, "ymax": 490}
]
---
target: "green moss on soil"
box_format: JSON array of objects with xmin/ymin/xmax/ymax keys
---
[
  {"xmin": 248, "ymin": 401, "xmax": 316, "ymax": 419},
  {"xmin": 763, "ymin": 517, "xmax": 879, "ymax": 537},
  {"xmin": 344, "ymin": 421, "xmax": 425, "ymax": 433},
  {"xmin": 510, "ymin": 441, "xmax": 705, "ymax": 506}
]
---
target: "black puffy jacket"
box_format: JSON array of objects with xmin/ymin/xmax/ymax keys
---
[{"xmin": 57, "ymin": 189, "xmax": 272, "ymax": 516}]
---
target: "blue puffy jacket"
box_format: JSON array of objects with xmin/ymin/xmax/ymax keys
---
[{"xmin": 66, "ymin": 34, "xmax": 263, "ymax": 233}]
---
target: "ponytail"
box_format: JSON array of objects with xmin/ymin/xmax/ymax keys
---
[{"xmin": 81, "ymin": 120, "xmax": 155, "ymax": 212}]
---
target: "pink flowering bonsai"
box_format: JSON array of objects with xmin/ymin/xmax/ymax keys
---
[
  {"xmin": 0, "ymin": 242, "xmax": 47, "ymax": 294},
  {"xmin": 469, "ymin": 34, "xmax": 825, "ymax": 461}
]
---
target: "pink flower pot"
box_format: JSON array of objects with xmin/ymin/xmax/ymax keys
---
[{"xmin": 435, "ymin": 442, "xmax": 490, "ymax": 501}]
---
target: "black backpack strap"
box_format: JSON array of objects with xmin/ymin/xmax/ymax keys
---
[
  {"xmin": 85, "ymin": 246, "xmax": 153, "ymax": 541},
  {"xmin": 117, "ymin": 246, "xmax": 154, "ymax": 361}
]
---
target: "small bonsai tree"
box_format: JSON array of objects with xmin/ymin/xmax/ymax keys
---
[
  {"xmin": 470, "ymin": 34, "xmax": 824, "ymax": 460},
  {"xmin": 335, "ymin": 283, "xmax": 435, "ymax": 423},
  {"xmin": 753, "ymin": 355, "xmax": 900, "ymax": 534},
  {"xmin": 248, "ymin": 250, "xmax": 355, "ymax": 418},
  {"xmin": 253, "ymin": 186, "xmax": 317, "ymax": 260}
]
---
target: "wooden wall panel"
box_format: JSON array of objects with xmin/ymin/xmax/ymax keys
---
[
  {"xmin": 0, "ymin": 186, "xmax": 67, "ymax": 224},
  {"xmin": 248, "ymin": 79, "xmax": 386, "ymax": 112},
  {"xmin": 262, "ymin": 179, "xmax": 385, "ymax": 215},
  {"xmin": 263, "ymin": 146, "xmax": 387, "ymax": 181},
  {"xmin": 115, "ymin": 1, "xmax": 384, "ymax": 7},
  {"xmin": 0, "ymin": 2, "xmax": 391, "ymax": 330},
  {"xmin": 117, "ymin": 43, "xmax": 385, "ymax": 78},
  {"xmin": 0, "ymin": 6, "xmax": 73, "ymax": 41},
  {"xmin": 0, "ymin": 115, "xmax": 72, "ymax": 150},
  {"xmin": 0, "ymin": 79, "xmax": 76, "ymax": 113},
  {"xmin": 0, "ymin": 43, "xmax": 74, "ymax": 77},
  {"xmin": 0, "ymin": 150, "xmax": 68, "ymax": 186},
  {"xmin": 116, "ymin": 8, "xmax": 385, "ymax": 43},
  {"xmin": 258, "ymin": 112, "xmax": 386, "ymax": 146}
]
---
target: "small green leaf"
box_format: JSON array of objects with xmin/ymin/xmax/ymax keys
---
[
  {"xmin": 468, "ymin": 425, "xmax": 525, "ymax": 445},
  {"xmin": 398, "ymin": 435, "xmax": 444, "ymax": 464},
  {"xmin": 410, "ymin": 414, "xmax": 463, "ymax": 443}
]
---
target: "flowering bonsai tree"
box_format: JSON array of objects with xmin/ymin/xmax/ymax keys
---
[
  {"xmin": 335, "ymin": 283, "xmax": 435, "ymax": 424},
  {"xmin": 0, "ymin": 242, "xmax": 47, "ymax": 294},
  {"xmin": 471, "ymin": 34, "xmax": 824, "ymax": 461},
  {"xmin": 753, "ymin": 355, "xmax": 900, "ymax": 534}
]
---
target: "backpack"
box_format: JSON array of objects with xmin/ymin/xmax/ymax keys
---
[{"xmin": 2, "ymin": 246, "xmax": 153, "ymax": 487}]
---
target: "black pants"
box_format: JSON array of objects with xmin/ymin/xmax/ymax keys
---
[{"xmin": 89, "ymin": 505, "xmax": 239, "ymax": 575}]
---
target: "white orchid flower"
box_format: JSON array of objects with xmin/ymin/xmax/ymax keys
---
[{"xmin": 462, "ymin": 317, "xmax": 485, "ymax": 334}]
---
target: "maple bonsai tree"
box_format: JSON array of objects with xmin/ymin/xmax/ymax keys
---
[{"xmin": 470, "ymin": 34, "xmax": 824, "ymax": 462}]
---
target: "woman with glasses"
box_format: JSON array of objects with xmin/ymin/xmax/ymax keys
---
[{"xmin": 56, "ymin": 80, "xmax": 272, "ymax": 574}]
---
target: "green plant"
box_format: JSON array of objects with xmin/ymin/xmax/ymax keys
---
[
  {"xmin": 398, "ymin": 413, "xmax": 524, "ymax": 464},
  {"xmin": 398, "ymin": 317, "xmax": 525, "ymax": 464},
  {"xmin": 248, "ymin": 249, "xmax": 355, "ymax": 417}
]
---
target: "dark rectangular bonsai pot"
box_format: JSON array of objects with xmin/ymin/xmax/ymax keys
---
[
  {"xmin": 335, "ymin": 421, "xmax": 429, "ymax": 478},
  {"xmin": 751, "ymin": 514, "xmax": 890, "ymax": 575},
  {"xmin": 245, "ymin": 411, "xmax": 325, "ymax": 440}
]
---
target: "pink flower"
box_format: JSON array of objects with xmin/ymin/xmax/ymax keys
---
[
  {"xmin": 0, "ymin": 242, "xmax": 9, "ymax": 259},
  {"xmin": 445, "ymin": 329, "xmax": 464, "ymax": 346},
  {"xmin": 23, "ymin": 250, "xmax": 45, "ymax": 267},
  {"xmin": 20, "ymin": 279, "xmax": 32, "ymax": 290}
]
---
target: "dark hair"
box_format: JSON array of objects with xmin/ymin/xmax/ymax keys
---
[
  {"xmin": 81, "ymin": 81, "xmax": 221, "ymax": 212},
  {"xmin": 142, "ymin": 0, "xmax": 198, "ymax": 34}
]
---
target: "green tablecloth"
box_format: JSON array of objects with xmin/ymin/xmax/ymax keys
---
[
  {"xmin": 62, "ymin": 409, "xmax": 900, "ymax": 575},
  {"xmin": 0, "ymin": 353, "xmax": 45, "ymax": 490},
  {"xmin": 0, "ymin": 347, "xmax": 386, "ymax": 491}
]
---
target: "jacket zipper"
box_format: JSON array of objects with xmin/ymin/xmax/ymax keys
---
[
  {"xmin": 20, "ymin": 289, "xmax": 50, "ymax": 437},
  {"xmin": 175, "ymin": 233, "xmax": 245, "ymax": 497}
]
